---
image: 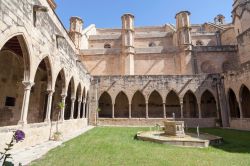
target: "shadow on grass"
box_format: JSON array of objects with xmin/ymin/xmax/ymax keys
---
[{"xmin": 189, "ymin": 128, "xmax": 250, "ymax": 154}]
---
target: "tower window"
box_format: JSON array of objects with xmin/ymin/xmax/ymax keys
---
[
  {"xmin": 196, "ymin": 40, "xmax": 204, "ymax": 46},
  {"xmin": 149, "ymin": 42, "xmax": 156, "ymax": 47},
  {"xmin": 5, "ymin": 97, "xmax": 16, "ymax": 107},
  {"xmin": 104, "ymin": 43, "xmax": 111, "ymax": 49}
]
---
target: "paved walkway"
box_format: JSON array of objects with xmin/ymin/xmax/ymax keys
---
[{"xmin": 9, "ymin": 126, "xmax": 94, "ymax": 166}]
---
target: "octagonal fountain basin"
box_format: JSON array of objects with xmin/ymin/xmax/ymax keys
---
[{"xmin": 136, "ymin": 131, "xmax": 223, "ymax": 148}]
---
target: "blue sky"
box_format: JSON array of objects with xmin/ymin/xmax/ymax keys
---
[{"xmin": 55, "ymin": 0, "xmax": 232, "ymax": 29}]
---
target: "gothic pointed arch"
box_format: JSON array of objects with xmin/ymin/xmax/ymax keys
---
[
  {"xmin": 28, "ymin": 56, "xmax": 53, "ymax": 123},
  {"xmin": 0, "ymin": 35, "xmax": 30, "ymax": 126},
  {"xmin": 114, "ymin": 91, "xmax": 129, "ymax": 118},
  {"xmin": 200, "ymin": 90, "xmax": 217, "ymax": 118},
  {"xmin": 183, "ymin": 90, "xmax": 198, "ymax": 118},
  {"xmin": 148, "ymin": 90, "xmax": 163, "ymax": 118},
  {"xmin": 74, "ymin": 83, "xmax": 82, "ymax": 119},
  {"xmin": 80, "ymin": 87, "xmax": 86, "ymax": 118},
  {"xmin": 165, "ymin": 90, "xmax": 181, "ymax": 118},
  {"xmin": 64, "ymin": 77, "xmax": 75, "ymax": 120},
  {"xmin": 239, "ymin": 85, "xmax": 250, "ymax": 118},
  {"xmin": 51, "ymin": 69, "xmax": 67, "ymax": 121},
  {"xmin": 131, "ymin": 91, "xmax": 146, "ymax": 118},
  {"xmin": 228, "ymin": 88, "xmax": 240, "ymax": 118},
  {"xmin": 98, "ymin": 92, "xmax": 112, "ymax": 118}
]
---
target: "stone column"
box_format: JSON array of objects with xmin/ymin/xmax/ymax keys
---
[
  {"xmin": 198, "ymin": 102, "xmax": 202, "ymax": 119},
  {"xmin": 44, "ymin": 90, "xmax": 54, "ymax": 123},
  {"xmin": 112, "ymin": 103, "xmax": 115, "ymax": 118},
  {"xmin": 77, "ymin": 99, "xmax": 82, "ymax": 119},
  {"xmin": 238, "ymin": 98, "xmax": 243, "ymax": 119},
  {"xmin": 70, "ymin": 98, "xmax": 76, "ymax": 119},
  {"xmin": 82, "ymin": 101, "xmax": 86, "ymax": 118},
  {"xmin": 60, "ymin": 94, "xmax": 67, "ymax": 121},
  {"xmin": 129, "ymin": 103, "xmax": 132, "ymax": 119},
  {"xmin": 18, "ymin": 81, "xmax": 35, "ymax": 125},
  {"xmin": 163, "ymin": 103, "xmax": 166, "ymax": 118},
  {"xmin": 216, "ymin": 102, "xmax": 220, "ymax": 119},
  {"xmin": 186, "ymin": 96, "xmax": 190, "ymax": 117},
  {"xmin": 86, "ymin": 102, "xmax": 89, "ymax": 119},
  {"xmin": 180, "ymin": 99, "xmax": 184, "ymax": 119},
  {"xmin": 146, "ymin": 102, "xmax": 149, "ymax": 119}
]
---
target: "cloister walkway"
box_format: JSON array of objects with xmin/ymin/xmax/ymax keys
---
[{"xmin": 8, "ymin": 126, "xmax": 94, "ymax": 165}]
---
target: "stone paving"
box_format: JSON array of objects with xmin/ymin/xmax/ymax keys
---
[{"xmin": 9, "ymin": 126, "xmax": 94, "ymax": 166}]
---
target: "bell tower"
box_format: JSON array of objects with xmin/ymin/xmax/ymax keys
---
[
  {"xmin": 121, "ymin": 14, "xmax": 135, "ymax": 75},
  {"xmin": 69, "ymin": 17, "xmax": 83, "ymax": 50},
  {"xmin": 175, "ymin": 11, "xmax": 194, "ymax": 75},
  {"xmin": 175, "ymin": 11, "xmax": 192, "ymax": 46},
  {"xmin": 47, "ymin": 0, "xmax": 57, "ymax": 10}
]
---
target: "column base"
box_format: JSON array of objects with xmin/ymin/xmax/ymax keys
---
[
  {"xmin": 18, "ymin": 120, "xmax": 27, "ymax": 126},
  {"xmin": 44, "ymin": 119, "xmax": 51, "ymax": 124}
]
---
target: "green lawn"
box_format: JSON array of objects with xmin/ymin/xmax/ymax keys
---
[{"xmin": 31, "ymin": 127, "xmax": 250, "ymax": 166}]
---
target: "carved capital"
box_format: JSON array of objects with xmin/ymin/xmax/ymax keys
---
[
  {"xmin": 47, "ymin": 89, "xmax": 55, "ymax": 95},
  {"xmin": 71, "ymin": 98, "xmax": 76, "ymax": 102},
  {"xmin": 61, "ymin": 93, "xmax": 67, "ymax": 99},
  {"xmin": 22, "ymin": 81, "xmax": 35, "ymax": 90}
]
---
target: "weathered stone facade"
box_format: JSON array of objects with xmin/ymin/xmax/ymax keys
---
[
  {"xmin": 0, "ymin": 0, "xmax": 250, "ymax": 152},
  {"xmin": 77, "ymin": 0, "xmax": 249, "ymax": 130},
  {"xmin": 0, "ymin": 0, "xmax": 91, "ymax": 151}
]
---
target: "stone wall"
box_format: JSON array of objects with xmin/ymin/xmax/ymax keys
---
[
  {"xmin": 97, "ymin": 118, "xmax": 217, "ymax": 128},
  {"xmin": 0, "ymin": 119, "xmax": 88, "ymax": 152},
  {"xmin": 0, "ymin": 0, "xmax": 91, "ymax": 151},
  {"xmin": 0, "ymin": 0, "xmax": 91, "ymax": 89},
  {"xmin": 88, "ymin": 75, "xmax": 227, "ymax": 126}
]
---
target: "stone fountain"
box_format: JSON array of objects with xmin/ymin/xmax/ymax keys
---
[
  {"xmin": 164, "ymin": 120, "xmax": 185, "ymax": 137},
  {"xmin": 136, "ymin": 119, "xmax": 222, "ymax": 148}
]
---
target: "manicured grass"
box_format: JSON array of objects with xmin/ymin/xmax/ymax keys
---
[{"xmin": 31, "ymin": 127, "xmax": 250, "ymax": 166}]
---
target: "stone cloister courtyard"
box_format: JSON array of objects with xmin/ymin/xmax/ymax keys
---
[{"xmin": 0, "ymin": 0, "xmax": 250, "ymax": 165}]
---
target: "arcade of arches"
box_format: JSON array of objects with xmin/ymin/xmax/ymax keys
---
[
  {"xmin": 1, "ymin": 36, "xmax": 250, "ymax": 129},
  {"xmin": 228, "ymin": 85, "xmax": 250, "ymax": 119},
  {"xmin": 98, "ymin": 90, "xmax": 219, "ymax": 119},
  {"xmin": 0, "ymin": 36, "xmax": 89, "ymax": 127}
]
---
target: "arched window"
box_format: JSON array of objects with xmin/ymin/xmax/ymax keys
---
[
  {"xmin": 149, "ymin": 42, "xmax": 156, "ymax": 47},
  {"xmin": 183, "ymin": 91, "xmax": 198, "ymax": 118},
  {"xmin": 131, "ymin": 91, "xmax": 146, "ymax": 118},
  {"xmin": 228, "ymin": 89, "xmax": 240, "ymax": 118},
  {"xmin": 196, "ymin": 40, "xmax": 204, "ymax": 46},
  {"xmin": 200, "ymin": 90, "xmax": 217, "ymax": 118},
  {"xmin": 114, "ymin": 91, "xmax": 129, "ymax": 118},
  {"xmin": 104, "ymin": 43, "xmax": 111, "ymax": 49},
  {"xmin": 148, "ymin": 90, "xmax": 163, "ymax": 118},
  {"xmin": 98, "ymin": 92, "xmax": 112, "ymax": 118},
  {"xmin": 240, "ymin": 85, "xmax": 250, "ymax": 118}
]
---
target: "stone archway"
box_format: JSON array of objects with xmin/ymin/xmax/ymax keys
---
[
  {"xmin": 228, "ymin": 89, "xmax": 240, "ymax": 118},
  {"xmin": 98, "ymin": 92, "xmax": 112, "ymax": 118},
  {"xmin": 165, "ymin": 91, "xmax": 181, "ymax": 118},
  {"xmin": 114, "ymin": 92, "xmax": 129, "ymax": 118},
  {"xmin": 85, "ymin": 92, "xmax": 89, "ymax": 118},
  {"xmin": 74, "ymin": 84, "xmax": 82, "ymax": 119},
  {"xmin": 51, "ymin": 69, "xmax": 66, "ymax": 121},
  {"xmin": 200, "ymin": 90, "xmax": 217, "ymax": 118},
  {"xmin": 64, "ymin": 78, "xmax": 75, "ymax": 120},
  {"xmin": 183, "ymin": 91, "xmax": 198, "ymax": 118},
  {"xmin": 28, "ymin": 57, "xmax": 52, "ymax": 123},
  {"xmin": 80, "ymin": 87, "xmax": 86, "ymax": 118},
  {"xmin": 148, "ymin": 90, "xmax": 163, "ymax": 118},
  {"xmin": 240, "ymin": 85, "xmax": 250, "ymax": 118},
  {"xmin": 131, "ymin": 91, "xmax": 146, "ymax": 118},
  {"xmin": 0, "ymin": 36, "xmax": 30, "ymax": 126}
]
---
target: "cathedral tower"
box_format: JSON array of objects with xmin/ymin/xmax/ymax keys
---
[
  {"xmin": 69, "ymin": 17, "xmax": 83, "ymax": 50},
  {"xmin": 175, "ymin": 11, "xmax": 194, "ymax": 74},
  {"xmin": 121, "ymin": 14, "xmax": 135, "ymax": 75}
]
